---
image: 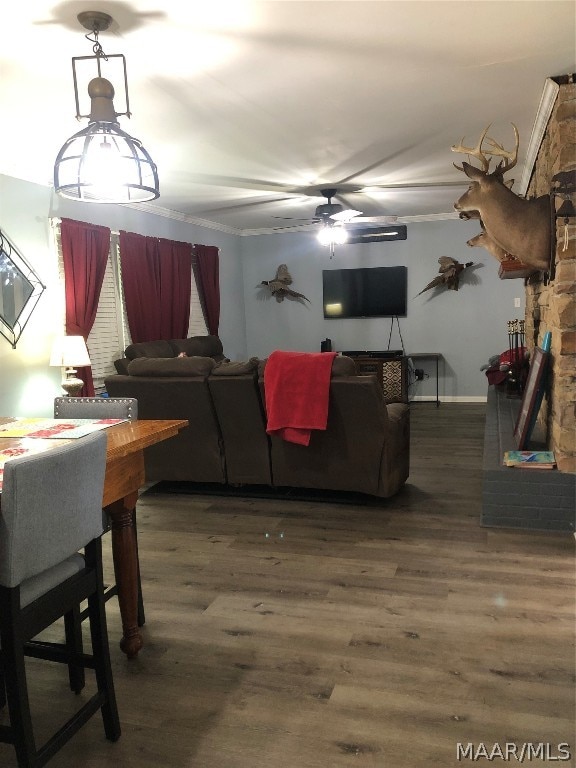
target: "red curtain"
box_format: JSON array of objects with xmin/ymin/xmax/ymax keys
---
[
  {"xmin": 157, "ymin": 238, "xmax": 192, "ymax": 338},
  {"xmin": 193, "ymin": 244, "xmax": 220, "ymax": 335},
  {"xmin": 61, "ymin": 218, "xmax": 110, "ymax": 396},
  {"xmin": 119, "ymin": 231, "xmax": 192, "ymax": 343}
]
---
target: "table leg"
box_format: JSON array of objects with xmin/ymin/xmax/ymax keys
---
[{"xmin": 106, "ymin": 492, "xmax": 143, "ymax": 659}]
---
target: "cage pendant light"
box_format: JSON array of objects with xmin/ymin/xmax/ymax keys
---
[{"xmin": 54, "ymin": 11, "xmax": 159, "ymax": 204}]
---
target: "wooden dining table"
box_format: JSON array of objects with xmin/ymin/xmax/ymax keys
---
[{"xmin": 0, "ymin": 417, "xmax": 188, "ymax": 659}]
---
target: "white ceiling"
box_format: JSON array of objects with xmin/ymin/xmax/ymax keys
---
[{"xmin": 1, "ymin": 1, "xmax": 574, "ymax": 233}]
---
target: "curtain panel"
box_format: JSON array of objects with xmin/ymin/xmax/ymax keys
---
[
  {"xmin": 60, "ymin": 218, "xmax": 110, "ymax": 396},
  {"xmin": 119, "ymin": 231, "xmax": 192, "ymax": 343},
  {"xmin": 193, "ymin": 244, "xmax": 220, "ymax": 336}
]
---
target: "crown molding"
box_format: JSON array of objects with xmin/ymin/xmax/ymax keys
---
[
  {"xmin": 518, "ymin": 77, "xmax": 559, "ymax": 196},
  {"xmin": 122, "ymin": 200, "xmax": 242, "ymax": 235},
  {"xmin": 239, "ymin": 211, "xmax": 460, "ymax": 236}
]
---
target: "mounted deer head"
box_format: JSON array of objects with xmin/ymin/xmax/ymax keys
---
[
  {"xmin": 467, "ymin": 224, "xmax": 530, "ymax": 268},
  {"xmin": 452, "ymin": 124, "xmax": 551, "ymax": 272}
]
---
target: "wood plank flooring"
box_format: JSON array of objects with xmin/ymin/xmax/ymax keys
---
[{"xmin": 1, "ymin": 404, "xmax": 574, "ymax": 767}]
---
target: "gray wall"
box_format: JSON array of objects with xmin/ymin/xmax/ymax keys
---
[
  {"xmin": 1, "ymin": 172, "xmax": 526, "ymax": 412},
  {"xmin": 240, "ymin": 219, "xmax": 525, "ymax": 400},
  {"xmin": 0, "ymin": 173, "xmax": 247, "ymax": 416}
]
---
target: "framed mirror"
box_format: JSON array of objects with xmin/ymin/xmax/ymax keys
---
[{"xmin": 0, "ymin": 227, "xmax": 46, "ymax": 348}]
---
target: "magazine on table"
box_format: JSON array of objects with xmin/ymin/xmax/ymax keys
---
[{"xmin": 503, "ymin": 450, "xmax": 556, "ymax": 469}]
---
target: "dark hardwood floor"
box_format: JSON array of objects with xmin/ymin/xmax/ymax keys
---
[{"xmin": 2, "ymin": 404, "xmax": 574, "ymax": 767}]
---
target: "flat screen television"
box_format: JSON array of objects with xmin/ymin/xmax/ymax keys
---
[{"xmin": 322, "ymin": 266, "xmax": 407, "ymax": 319}]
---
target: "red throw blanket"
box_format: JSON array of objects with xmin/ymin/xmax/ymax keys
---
[{"xmin": 264, "ymin": 350, "xmax": 337, "ymax": 445}]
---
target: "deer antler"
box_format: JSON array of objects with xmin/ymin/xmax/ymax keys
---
[
  {"xmin": 451, "ymin": 124, "xmax": 492, "ymax": 173},
  {"xmin": 484, "ymin": 123, "xmax": 519, "ymax": 176}
]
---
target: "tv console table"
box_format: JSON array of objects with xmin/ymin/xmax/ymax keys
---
[
  {"xmin": 344, "ymin": 353, "xmax": 409, "ymax": 404},
  {"xmin": 407, "ymin": 352, "xmax": 442, "ymax": 407}
]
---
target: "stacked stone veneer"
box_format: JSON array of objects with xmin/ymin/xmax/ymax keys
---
[{"xmin": 525, "ymin": 80, "xmax": 576, "ymax": 473}]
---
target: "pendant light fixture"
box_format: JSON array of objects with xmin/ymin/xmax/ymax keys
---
[{"xmin": 54, "ymin": 11, "xmax": 159, "ymax": 204}]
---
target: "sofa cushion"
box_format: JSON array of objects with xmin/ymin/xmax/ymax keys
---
[
  {"xmin": 332, "ymin": 355, "xmax": 356, "ymax": 376},
  {"xmin": 114, "ymin": 357, "xmax": 131, "ymax": 375},
  {"xmin": 211, "ymin": 358, "xmax": 260, "ymax": 376},
  {"xmin": 125, "ymin": 340, "xmax": 174, "ymax": 360},
  {"xmin": 127, "ymin": 356, "xmax": 216, "ymax": 377},
  {"xmin": 169, "ymin": 335, "xmax": 225, "ymax": 360}
]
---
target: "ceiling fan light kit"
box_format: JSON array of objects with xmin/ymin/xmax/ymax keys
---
[
  {"xmin": 53, "ymin": 11, "xmax": 159, "ymax": 204},
  {"xmin": 317, "ymin": 222, "xmax": 348, "ymax": 247},
  {"xmin": 314, "ymin": 188, "xmax": 357, "ymax": 249},
  {"xmin": 306, "ymin": 188, "xmax": 408, "ymax": 250}
]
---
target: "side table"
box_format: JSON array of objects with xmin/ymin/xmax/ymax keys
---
[{"xmin": 408, "ymin": 353, "xmax": 442, "ymax": 407}]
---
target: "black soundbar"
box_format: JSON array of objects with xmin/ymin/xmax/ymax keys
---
[{"xmin": 342, "ymin": 350, "xmax": 404, "ymax": 359}]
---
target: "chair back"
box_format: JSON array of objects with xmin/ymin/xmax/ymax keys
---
[
  {"xmin": 54, "ymin": 396, "xmax": 138, "ymax": 420},
  {"xmin": 0, "ymin": 431, "xmax": 107, "ymax": 588}
]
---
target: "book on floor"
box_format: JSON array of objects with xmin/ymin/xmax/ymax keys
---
[{"xmin": 503, "ymin": 450, "xmax": 556, "ymax": 469}]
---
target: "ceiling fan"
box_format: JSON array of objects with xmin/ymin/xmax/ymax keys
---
[
  {"xmin": 272, "ymin": 187, "xmax": 406, "ymax": 249},
  {"xmin": 310, "ymin": 188, "xmax": 362, "ymax": 224},
  {"xmin": 185, "ymin": 172, "xmax": 467, "ymax": 231},
  {"xmin": 272, "ymin": 187, "xmax": 395, "ymax": 227}
]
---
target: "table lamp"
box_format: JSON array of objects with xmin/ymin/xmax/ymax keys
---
[{"xmin": 50, "ymin": 335, "xmax": 91, "ymax": 396}]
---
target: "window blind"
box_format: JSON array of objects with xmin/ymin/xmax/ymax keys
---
[{"xmin": 54, "ymin": 222, "xmax": 208, "ymax": 393}]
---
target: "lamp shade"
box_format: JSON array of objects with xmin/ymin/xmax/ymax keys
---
[{"xmin": 50, "ymin": 336, "xmax": 91, "ymax": 368}]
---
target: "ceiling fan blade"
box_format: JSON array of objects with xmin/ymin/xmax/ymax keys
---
[
  {"xmin": 272, "ymin": 223, "xmax": 316, "ymax": 232},
  {"xmin": 347, "ymin": 215, "xmax": 399, "ymax": 224},
  {"xmin": 198, "ymin": 195, "xmax": 297, "ymax": 216},
  {"xmin": 186, "ymin": 174, "xmax": 302, "ymax": 194},
  {"xmin": 272, "ymin": 216, "xmax": 316, "ymax": 222},
  {"xmin": 330, "ymin": 209, "xmax": 363, "ymax": 223},
  {"xmin": 361, "ymin": 180, "xmax": 467, "ymax": 190}
]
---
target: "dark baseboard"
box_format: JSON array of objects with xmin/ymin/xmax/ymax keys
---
[{"xmin": 143, "ymin": 480, "xmax": 390, "ymax": 507}]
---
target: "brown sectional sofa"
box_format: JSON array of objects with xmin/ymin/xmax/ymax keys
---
[
  {"xmin": 113, "ymin": 334, "xmax": 227, "ymax": 374},
  {"xmin": 105, "ymin": 336, "xmax": 410, "ymax": 498}
]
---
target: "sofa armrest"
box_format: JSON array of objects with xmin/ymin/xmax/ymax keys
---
[
  {"xmin": 114, "ymin": 357, "xmax": 131, "ymax": 375},
  {"xmin": 378, "ymin": 402, "xmax": 410, "ymax": 497}
]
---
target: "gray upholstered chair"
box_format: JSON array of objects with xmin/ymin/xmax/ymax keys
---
[
  {"xmin": 54, "ymin": 396, "xmax": 138, "ymax": 420},
  {"xmin": 52, "ymin": 396, "xmax": 145, "ymax": 626},
  {"xmin": 0, "ymin": 432, "xmax": 121, "ymax": 767}
]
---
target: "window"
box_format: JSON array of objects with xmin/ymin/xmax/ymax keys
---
[
  {"xmin": 187, "ymin": 266, "xmax": 208, "ymax": 337},
  {"xmin": 87, "ymin": 235, "xmax": 126, "ymax": 389},
  {"xmin": 54, "ymin": 221, "xmax": 207, "ymax": 392}
]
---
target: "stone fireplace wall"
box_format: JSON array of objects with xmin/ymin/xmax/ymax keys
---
[{"xmin": 525, "ymin": 79, "xmax": 575, "ymax": 473}]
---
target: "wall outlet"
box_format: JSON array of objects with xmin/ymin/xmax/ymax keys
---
[{"xmin": 514, "ymin": 297, "xmax": 521, "ymax": 308}]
